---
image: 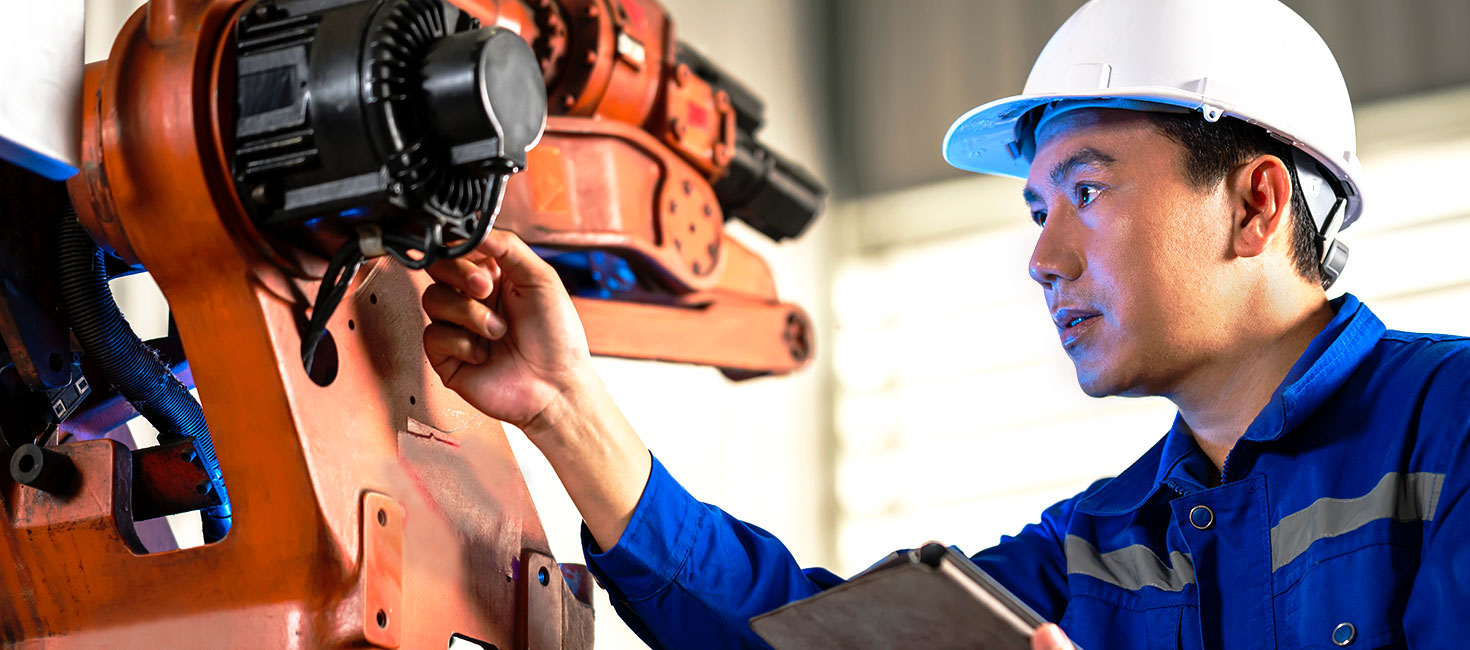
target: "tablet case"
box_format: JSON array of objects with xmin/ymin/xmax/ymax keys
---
[{"xmin": 751, "ymin": 543, "xmax": 1063, "ymax": 650}]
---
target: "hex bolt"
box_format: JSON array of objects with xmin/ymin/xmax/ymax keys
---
[{"xmin": 10, "ymin": 444, "xmax": 76, "ymax": 494}]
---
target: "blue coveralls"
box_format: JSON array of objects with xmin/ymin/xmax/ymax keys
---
[{"xmin": 582, "ymin": 295, "xmax": 1470, "ymax": 649}]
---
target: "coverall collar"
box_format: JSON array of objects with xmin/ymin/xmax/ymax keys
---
[{"xmin": 1076, "ymin": 293, "xmax": 1385, "ymax": 516}]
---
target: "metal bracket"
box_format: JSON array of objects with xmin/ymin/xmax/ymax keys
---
[
  {"xmin": 517, "ymin": 550, "xmax": 563, "ymax": 650},
  {"xmin": 363, "ymin": 492, "xmax": 405, "ymax": 648}
]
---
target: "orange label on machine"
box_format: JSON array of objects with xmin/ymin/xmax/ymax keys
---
[{"xmin": 527, "ymin": 146, "xmax": 570, "ymax": 214}]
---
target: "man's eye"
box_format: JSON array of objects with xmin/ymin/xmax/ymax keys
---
[
  {"xmin": 1031, "ymin": 210, "xmax": 1048, "ymax": 227},
  {"xmin": 1077, "ymin": 184, "xmax": 1100, "ymax": 207}
]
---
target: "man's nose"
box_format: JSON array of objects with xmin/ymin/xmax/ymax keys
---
[{"xmin": 1028, "ymin": 209, "xmax": 1083, "ymax": 287}]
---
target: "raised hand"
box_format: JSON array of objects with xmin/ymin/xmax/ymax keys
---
[{"xmin": 421, "ymin": 229, "xmax": 594, "ymax": 434}]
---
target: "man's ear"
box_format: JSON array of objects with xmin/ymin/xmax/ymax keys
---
[{"xmin": 1227, "ymin": 154, "xmax": 1293, "ymax": 259}]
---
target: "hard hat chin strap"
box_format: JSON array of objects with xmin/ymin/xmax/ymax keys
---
[{"xmin": 1289, "ymin": 148, "xmax": 1350, "ymax": 289}]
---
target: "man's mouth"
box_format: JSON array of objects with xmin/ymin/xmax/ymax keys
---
[
  {"xmin": 1052, "ymin": 308, "xmax": 1102, "ymax": 348},
  {"xmin": 1052, "ymin": 308, "xmax": 1102, "ymax": 331},
  {"xmin": 1065, "ymin": 315, "xmax": 1097, "ymax": 328}
]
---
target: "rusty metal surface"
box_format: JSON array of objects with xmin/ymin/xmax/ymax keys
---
[{"xmin": 130, "ymin": 439, "xmax": 217, "ymax": 522}]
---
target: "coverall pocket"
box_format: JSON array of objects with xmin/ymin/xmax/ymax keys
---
[
  {"xmin": 1057, "ymin": 592, "xmax": 1194, "ymax": 649},
  {"xmin": 1275, "ymin": 542, "xmax": 1413, "ymax": 649}
]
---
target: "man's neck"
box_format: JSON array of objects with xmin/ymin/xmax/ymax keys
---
[{"xmin": 1171, "ymin": 293, "xmax": 1335, "ymax": 474}]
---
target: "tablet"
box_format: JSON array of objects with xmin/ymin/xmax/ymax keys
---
[{"xmin": 750, "ymin": 543, "xmax": 1069, "ymax": 650}]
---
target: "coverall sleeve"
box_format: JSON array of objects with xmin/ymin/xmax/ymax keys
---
[
  {"xmin": 968, "ymin": 486, "xmax": 1087, "ymax": 623},
  {"xmin": 582, "ymin": 453, "xmax": 1079, "ymax": 649},
  {"xmin": 581, "ymin": 454, "xmax": 842, "ymax": 650},
  {"xmin": 1402, "ymin": 347, "xmax": 1470, "ymax": 647}
]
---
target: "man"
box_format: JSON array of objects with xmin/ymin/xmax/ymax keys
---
[{"xmin": 420, "ymin": 0, "xmax": 1470, "ymax": 647}]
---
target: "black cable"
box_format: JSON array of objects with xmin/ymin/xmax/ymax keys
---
[
  {"xmin": 301, "ymin": 239, "xmax": 364, "ymax": 375},
  {"xmin": 443, "ymin": 172, "xmax": 508, "ymax": 258},
  {"xmin": 298, "ymin": 171, "xmax": 510, "ymax": 372},
  {"xmin": 384, "ymin": 226, "xmax": 442, "ymax": 270}
]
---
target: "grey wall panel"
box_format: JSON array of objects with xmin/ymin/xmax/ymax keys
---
[{"xmin": 831, "ymin": 0, "xmax": 1470, "ymax": 198}]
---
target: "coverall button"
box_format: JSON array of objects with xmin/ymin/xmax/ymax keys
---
[
  {"xmin": 1332, "ymin": 622, "xmax": 1356, "ymax": 646},
  {"xmin": 1188, "ymin": 505, "xmax": 1214, "ymax": 530}
]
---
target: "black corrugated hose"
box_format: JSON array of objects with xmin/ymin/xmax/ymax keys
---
[{"xmin": 57, "ymin": 206, "xmax": 231, "ymax": 542}]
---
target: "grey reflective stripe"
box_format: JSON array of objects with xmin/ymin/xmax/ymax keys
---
[
  {"xmin": 1065, "ymin": 535, "xmax": 1196, "ymax": 592},
  {"xmin": 1270, "ymin": 471, "xmax": 1445, "ymax": 571}
]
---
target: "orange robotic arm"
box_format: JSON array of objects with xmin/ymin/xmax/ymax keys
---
[{"xmin": 0, "ymin": 0, "xmax": 824, "ymax": 647}]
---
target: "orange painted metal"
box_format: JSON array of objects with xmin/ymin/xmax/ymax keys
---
[
  {"xmin": 2, "ymin": 0, "xmax": 811, "ymax": 645},
  {"xmin": 496, "ymin": 116, "xmax": 814, "ymax": 376},
  {"xmin": 4, "ymin": 0, "xmax": 591, "ymax": 647},
  {"xmin": 656, "ymin": 64, "xmax": 737, "ymax": 175}
]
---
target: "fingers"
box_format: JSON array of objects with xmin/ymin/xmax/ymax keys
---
[
  {"xmin": 473, "ymin": 230, "xmax": 558, "ymax": 288},
  {"xmin": 426, "ymin": 256, "xmax": 498, "ymax": 300},
  {"xmin": 1032, "ymin": 624, "xmax": 1073, "ymax": 650},
  {"xmin": 424, "ymin": 322, "xmax": 488, "ymax": 368},
  {"xmin": 422, "ymin": 283, "xmax": 507, "ymax": 340}
]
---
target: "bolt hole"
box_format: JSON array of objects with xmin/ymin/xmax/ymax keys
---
[
  {"xmin": 304, "ymin": 329, "xmax": 339, "ymax": 387},
  {"xmin": 16, "ymin": 455, "xmax": 35, "ymax": 474},
  {"xmin": 376, "ymin": 609, "xmax": 387, "ymax": 628},
  {"xmin": 668, "ymin": 200, "xmax": 677, "ymax": 213},
  {"xmin": 409, "ymin": 395, "xmax": 416, "ymax": 406},
  {"xmin": 195, "ymin": 481, "xmax": 210, "ymax": 495},
  {"xmin": 688, "ymin": 223, "xmax": 696, "ymax": 233},
  {"xmin": 348, "ymin": 319, "xmax": 355, "ymax": 330},
  {"xmin": 369, "ymin": 293, "xmax": 378, "ymax": 305},
  {"xmin": 377, "ymin": 508, "xmax": 387, "ymax": 526},
  {"xmin": 537, "ymin": 566, "xmax": 549, "ymax": 586},
  {"xmin": 47, "ymin": 353, "xmax": 64, "ymax": 373}
]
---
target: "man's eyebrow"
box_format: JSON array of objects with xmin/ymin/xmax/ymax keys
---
[
  {"xmin": 1021, "ymin": 148, "xmax": 1116, "ymax": 206},
  {"xmin": 1049, "ymin": 147, "xmax": 1116, "ymax": 187},
  {"xmin": 1022, "ymin": 186, "xmax": 1042, "ymax": 205}
]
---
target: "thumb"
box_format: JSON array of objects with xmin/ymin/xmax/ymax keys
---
[
  {"xmin": 476, "ymin": 230, "xmax": 556, "ymax": 288},
  {"xmin": 1032, "ymin": 623, "xmax": 1073, "ymax": 650}
]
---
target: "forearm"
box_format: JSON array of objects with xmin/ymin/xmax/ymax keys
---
[{"xmin": 524, "ymin": 366, "xmax": 652, "ymax": 551}]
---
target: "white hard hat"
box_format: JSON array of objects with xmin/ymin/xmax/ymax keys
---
[{"xmin": 942, "ymin": 0, "xmax": 1363, "ymax": 235}]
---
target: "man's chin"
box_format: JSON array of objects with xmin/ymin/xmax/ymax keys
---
[{"xmin": 1071, "ymin": 360, "xmax": 1125, "ymax": 398}]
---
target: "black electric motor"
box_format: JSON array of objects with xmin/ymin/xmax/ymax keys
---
[{"xmin": 230, "ymin": 0, "xmax": 546, "ymax": 267}]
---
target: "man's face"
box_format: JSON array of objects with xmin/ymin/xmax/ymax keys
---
[{"xmin": 1024, "ymin": 108, "xmax": 1237, "ymax": 398}]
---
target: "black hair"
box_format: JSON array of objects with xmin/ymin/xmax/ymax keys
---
[{"xmin": 1142, "ymin": 112, "xmax": 1320, "ymax": 284}]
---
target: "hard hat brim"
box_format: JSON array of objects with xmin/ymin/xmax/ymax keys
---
[
  {"xmin": 941, "ymin": 88, "xmax": 1363, "ymax": 229},
  {"xmin": 941, "ymin": 89, "xmax": 1218, "ymax": 178}
]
